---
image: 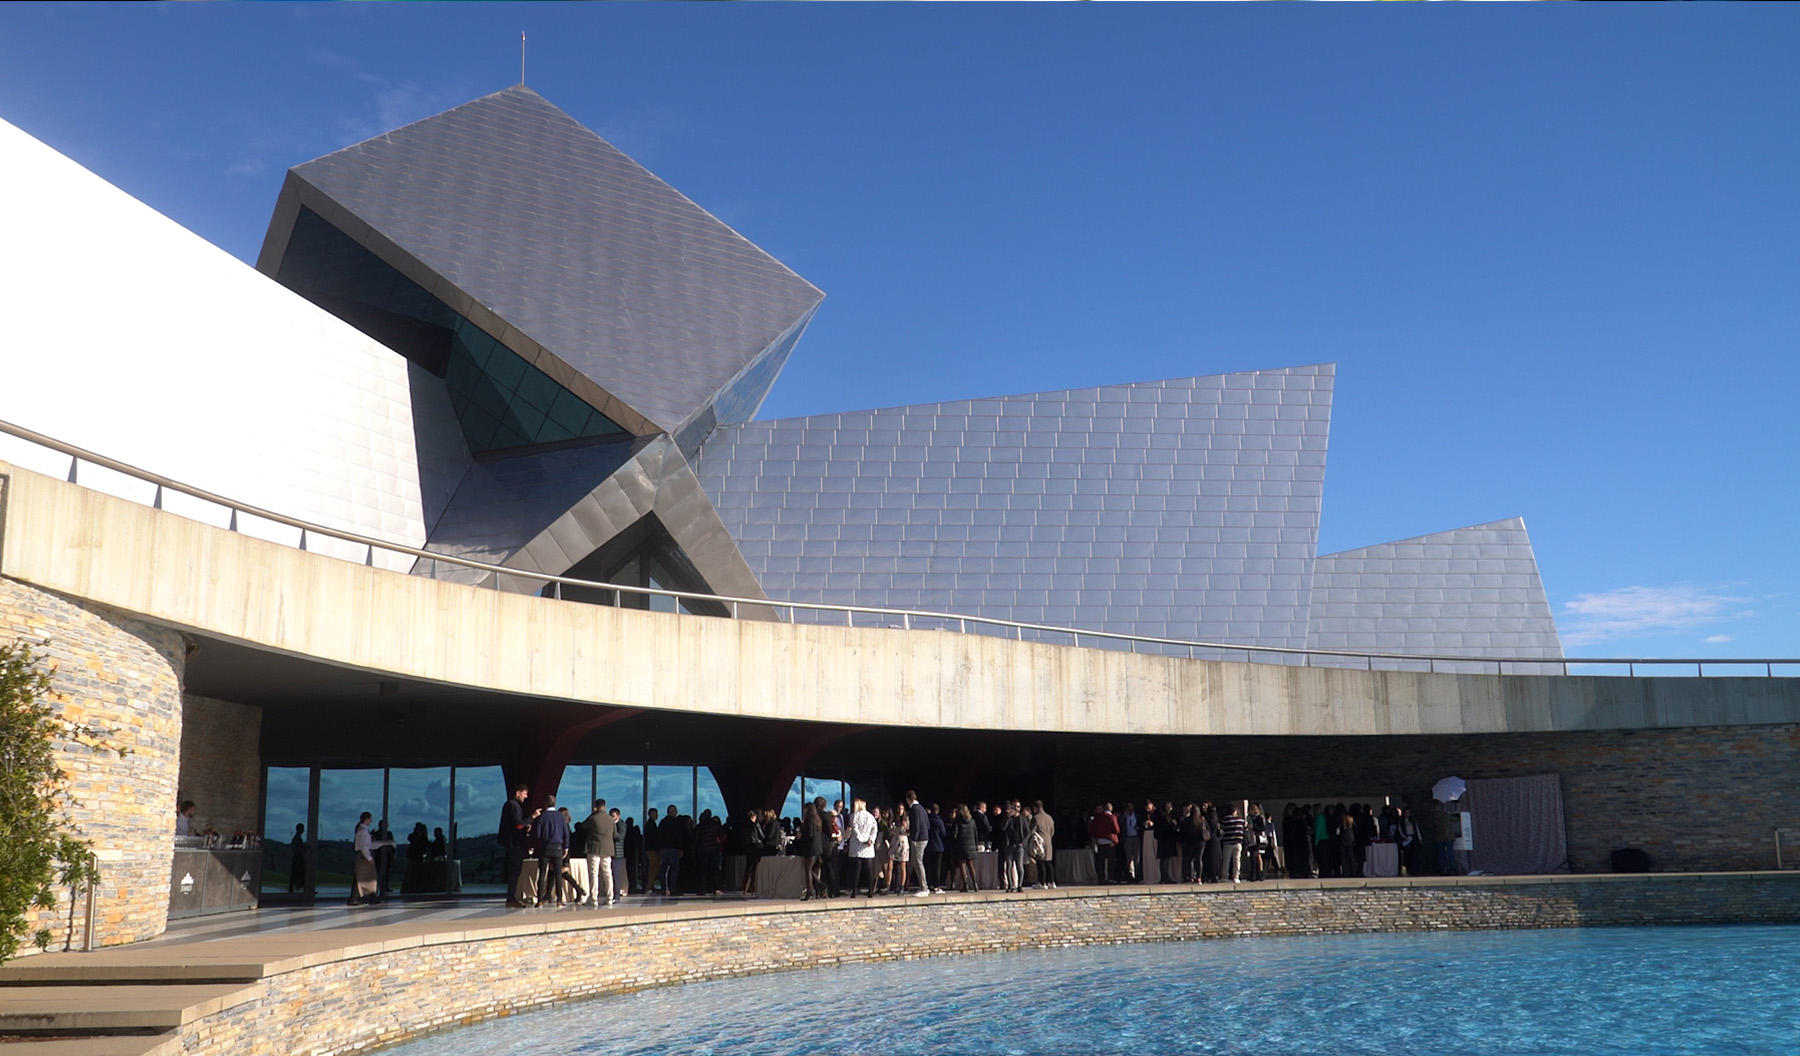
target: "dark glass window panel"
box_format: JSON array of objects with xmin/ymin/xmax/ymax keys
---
[
  {"xmin": 535, "ymin": 417, "xmax": 577, "ymax": 445},
  {"xmin": 695, "ymin": 769, "xmax": 728, "ymax": 821},
  {"xmin": 459, "ymin": 405, "xmax": 502, "ymax": 451},
  {"xmin": 261, "ymin": 767, "xmax": 310, "ymax": 894},
  {"xmin": 445, "ymin": 351, "xmax": 482, "ymax": 397},
  {"xmin": 385, "ymin": 280, "xmax": 432, "ymax": 323},
  {"xmin": 595, "ymin": 765, "xmax": 644, "ymax": 826},
  {"xmin": 512, "ymin": 368, "xmax": 560, "ymax": 415},
  {"xmin": 546, "ymin": 388, "xmax": 593, "ymax": 434},
  {"xmin": 469, "ymin": 379, "xmax": 513, "ymax": 421},
  {"xmin": 277, "ymin": 207, "xmax": 627, "ymax": 454},
  {"xmin": 315, "ymin": 769, "xmax": 384, "ymax": 897},
  {"xmin": 576, "ymin": 409, "xmax": 626, "ymax": 439},
  {"xmin": 504, "ymin": 399, "xmax": 548, "ymax": 440},
  {"xmin": 484, "ymin": 347, "xmax": 529, "ymax": 394},
  {"xmin": 453, "ymin": 766, "xmax": 506, "ymax": 893},
  {"xmin": 648, "ymin": 766, "xmax": 694, "ymax": 818},
  {"xmin": 455, "ymin": 325, "xmax": 498, "ymax": 370}
]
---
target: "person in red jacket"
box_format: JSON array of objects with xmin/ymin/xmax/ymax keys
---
[{"xmin": 1089, "ymin": 803, "xmax": 1121, "ymax": 884}]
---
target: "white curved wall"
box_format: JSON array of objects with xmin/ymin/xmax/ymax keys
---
[{"xmin": 0, "ymin": 117, "xmax": 426, "ymax": 569}]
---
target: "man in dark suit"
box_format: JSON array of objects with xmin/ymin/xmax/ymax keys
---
[{"xmin": 499, "ymin": 783, "xmax": 531, "ymax": 906}]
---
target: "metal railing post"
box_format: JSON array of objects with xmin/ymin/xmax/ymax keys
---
[{"xmin": 83, "ymin": 852, "xmax": 97, "ymax": 952}]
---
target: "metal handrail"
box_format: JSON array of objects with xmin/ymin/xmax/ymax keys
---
[{"xmin": 2, "ymin": 417, "xmax": 1794, "ymax": 677}]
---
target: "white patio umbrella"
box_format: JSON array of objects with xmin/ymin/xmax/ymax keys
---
[{"xmin": 1431, "ymin": 776, "xmax": 1467, "ymax": 803}]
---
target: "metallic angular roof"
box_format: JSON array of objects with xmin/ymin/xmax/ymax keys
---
[
  {"xmin": 694, "ymin": 365, "xmax": 1334, "ymax": 648},
  {"xmin": 1305, "ymin": 517, "xmax": 1564, "ymax": 662},
  {"xmin": 289, "ymin": 86, "xmax": 824, "ymax": 435}
]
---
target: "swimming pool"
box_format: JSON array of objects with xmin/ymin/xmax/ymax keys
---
[{"xmin": 380, "ymin": 925, "xmax": 1799, "ymax": 1055}]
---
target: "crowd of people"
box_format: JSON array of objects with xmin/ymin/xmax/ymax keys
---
[{"xmin": 484, "ymin": 782, "xmax": 1453, "ymax": 907}]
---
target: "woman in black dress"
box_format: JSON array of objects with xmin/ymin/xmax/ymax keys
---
[
  {"xmin": 948, "ymin": 804, "xmax": 980, "ymax": 892},
  {"xmin": 799, "ymin": 802, "xmax": 826, "ymax": 900},
  {"xmin": 1202, "ymin": 802, "xmax": 1222, "ymax": 883},
  {"xmin": 740, "ymin": 808, "xmax": 765, "ymax": 895}
]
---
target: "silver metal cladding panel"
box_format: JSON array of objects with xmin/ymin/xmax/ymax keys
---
[
  {"xmin": 695, "ymin": 365, "xmax": 1334, "ymax": 647},
  {"xmin": 417, "ymin": 437, "xmax": 645, "ymax": 568},
  {"xmin": 1305, "ymin": 516, "xmax": 1565, "ymax": 664},
  {"xmin": 290, "ymin": 86, "xmax": 825, "ymax": 434}
]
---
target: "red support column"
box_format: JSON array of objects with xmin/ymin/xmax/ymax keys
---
[{"xmin": 503, "ymin": 706, "xmax": 642, "ymax": 809}]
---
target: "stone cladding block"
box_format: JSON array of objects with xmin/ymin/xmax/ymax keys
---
[
  {"xmin": 177, "ymin": 694, "xmax": 263, "ymax": 837},
  {"xmin": 0, "ymin": 574, "xmax": 185, "ymax": 949}
]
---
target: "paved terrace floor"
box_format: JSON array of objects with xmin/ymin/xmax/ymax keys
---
[{"xmin": 4, "ymin": 874, "xmax": 1799, "ymax": 1056}]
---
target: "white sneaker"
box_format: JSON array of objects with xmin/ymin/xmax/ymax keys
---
[{"xmin": 913, "ymin": 889, "xmax": 930, "ymax": 897}]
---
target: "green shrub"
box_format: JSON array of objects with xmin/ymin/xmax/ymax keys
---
[{"xmin": 0, "ymin": 640, "xmax": 113, "ymax": 963}]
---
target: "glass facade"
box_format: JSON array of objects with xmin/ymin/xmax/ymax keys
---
[
  {"xmin": 261, "ymin": 762, "xmax": 739, "ymax": 898},
  {"xmin": 453, "ymin": 766, "xmax": 507, "ymax": 892},
  {"xmin": 277, "ymin": 207, "xmax": 625, "ymax": 453},
  {"xmin": 260, "ymin": 766, "xmax": 310, "ymax": 893},
  {"xmin": 387, "ymin": 767, "xmax": 452, "ymax": 890},
  {"xmin": 315, "ymin": 768, "xmax": 384, "ymax": 895}
]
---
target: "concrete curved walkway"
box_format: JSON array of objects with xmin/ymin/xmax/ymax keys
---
[
  {"xmin": 4, "ymin": 873, "xmax": 1798, "ymax": 1056},
  {"xmin": 7, "ymin": 462, "xmax": 1798, "ymax": 739}
]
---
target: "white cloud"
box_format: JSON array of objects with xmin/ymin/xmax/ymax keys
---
[
  {"xmin": 1704, "ymin": 635, "xmax": 1733, "ymax": 644},
  {"xmin": 1558, "ymin": 585, "xmax": 1754, "ymax": 647}
]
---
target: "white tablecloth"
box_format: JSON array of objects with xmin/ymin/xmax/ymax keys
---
[{"xmin": 1365, "ymin": 842, "xmax": 1400, "ymax": 878}]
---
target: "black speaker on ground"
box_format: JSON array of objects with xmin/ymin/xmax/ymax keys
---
[{"xmin": 1611, "ymin": 848, "xmax": 1651, "ymax": 873}]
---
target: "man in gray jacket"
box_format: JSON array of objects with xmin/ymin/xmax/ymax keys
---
[{"xmin": 583, "ymin": 799, "xmax": 615, "ymax": 906}]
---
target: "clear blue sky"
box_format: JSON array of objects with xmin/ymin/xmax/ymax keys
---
[{"xmin": 3, "ymin": 4, "xmax": 1795, "ymax": 660}]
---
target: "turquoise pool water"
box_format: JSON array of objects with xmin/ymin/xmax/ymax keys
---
[{"xmin": 385, "ymin": 925, "xmax": 1800, "ymax": 1055}]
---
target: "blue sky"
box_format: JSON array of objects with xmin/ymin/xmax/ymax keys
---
[{"xmin": 2, "ymin": 4, "xmax": 1795, "ymax": 660}]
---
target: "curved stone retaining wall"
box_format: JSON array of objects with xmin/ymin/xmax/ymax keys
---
[
  {"xmin": 162, "ymin": 874, "xmax": 1800, "ymax": 1056},
  {"xmin": 0, "ymin": 572, "xmax": 185, "ymax": 948}
]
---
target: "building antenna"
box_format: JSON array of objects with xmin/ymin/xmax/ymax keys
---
[{"xmin": 520, "ymin": 31, "xmax": 527, "ymax": 86}]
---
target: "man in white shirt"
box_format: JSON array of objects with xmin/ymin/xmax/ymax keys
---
[{"xmin": 349, "ymin": 812, "xmax": 386, "ymax": 905}]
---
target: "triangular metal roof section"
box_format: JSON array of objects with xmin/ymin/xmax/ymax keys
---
[
  {"xmin": 278, "ymin": 85, "xmax": 825, "ymax": 435},
  {"xmin": 693, "ymin": 365, "xmax": 1335, "ymax": 649},
  {"xmin": 1306, "ymin": 516, "xmax": 1564, "ymax": 662}
]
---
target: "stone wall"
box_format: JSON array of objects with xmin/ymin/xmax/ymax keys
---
[
  {"xmin": 1054, "ymin": 724, "xmax": 1800, "ymax": 873},
  {"xmin": 163, "ymin": 874, "xmax": 1800, "ymax": 1056},
  {"xmin": 0, "ymin": 571, "xmax": 185, "ymax": 949},
  {"xmin": 177, "ymin": 694, "xmax": 263, "ymax": 836}
]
